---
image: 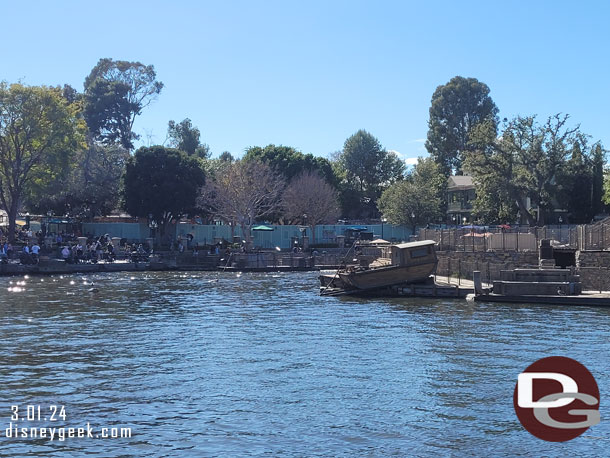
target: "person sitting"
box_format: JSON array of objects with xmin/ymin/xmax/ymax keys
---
[
  {"xmin": 89, "ymin": 243, "xmax": 98, "ymax": 263},
  {"xmin": 61, "ymin": 245, "xmax": 71, "ymax": 262}
]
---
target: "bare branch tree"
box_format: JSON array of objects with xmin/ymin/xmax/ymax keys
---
[
  {"xmin": 198, "ymin": 160, "xmax": 285, "ymax": 248},
  {"xmin": 282, "ymin": 171, "xmax": 340, "ymax": 242}
]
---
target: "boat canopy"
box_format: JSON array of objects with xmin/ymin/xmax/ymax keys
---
[
  {"xmin": 252, "ymin": 225, "xmax": 274, "ymax": 231},
  {"xmin": 392, "ymin": 240, "xmax": 436, "ymax": 249}
]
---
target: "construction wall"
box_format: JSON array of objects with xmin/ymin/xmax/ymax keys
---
[{"xmin": 81, "ymin": 222, "xmax": 413, "ymax": 250}]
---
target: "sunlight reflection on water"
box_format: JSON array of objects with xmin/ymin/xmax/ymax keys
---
[{"xmin": 0, "ymin": 271, "xmax": 608, "ymax": 456}]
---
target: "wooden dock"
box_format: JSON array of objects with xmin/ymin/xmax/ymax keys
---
[
  {"xmin": 320, "ymin": 274, "xmax": 489, "ymax": 298},
  {"xmin": 474, "ymin": 291, "xmax": 610, "ymax": 307}
]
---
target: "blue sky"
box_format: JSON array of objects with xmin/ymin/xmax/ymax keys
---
[{"xmin": 2, "ymin": 1, "xmax": 609, "ymax": 164}]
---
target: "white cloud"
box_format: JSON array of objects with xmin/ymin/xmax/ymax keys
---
[
  {"xmin": 409, "ymin": 138, "xmax": 426, "ymax": 143},
  {"xmin": 388, "ymin": 149, "xmax": 403, "ymax": 158},
  {"xmin": 404, "ymin": 157, "xmax": 418, "ymax": 166}
]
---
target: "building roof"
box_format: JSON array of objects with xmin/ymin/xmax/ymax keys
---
[{"xmin": 447, "ymin": 175, "xmax": 474, "ymax": 190}]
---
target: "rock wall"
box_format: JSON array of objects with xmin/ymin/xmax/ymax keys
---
[
  {"xmin": 575, "ymin": 250, "xmax": 610, "ymax": 291},
  {"xmin": 436, "ymin": 251, "xmax": 539, "ymax": 281},
  {"xmin": 436, "ymin": 249, "xmax": 610, "ymax": 291}
]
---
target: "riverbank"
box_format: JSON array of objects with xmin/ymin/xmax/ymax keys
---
[{"xmin": 0, "ymin": 260, "xmax": 332, "ymax": 276}]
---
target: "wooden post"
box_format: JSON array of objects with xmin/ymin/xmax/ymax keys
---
[{"xmin": 473, "ymin": 271, "xmax": 483, "ymax": 295}]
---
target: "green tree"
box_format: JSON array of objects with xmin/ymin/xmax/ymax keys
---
[
  {"xmin": 591, "ymin": 143, "xmax": 605, "ymax": 216},
  {"xmin": 603, "ymin": 173, "xmax": 610, "ymax": 208},
  {"xmin": 218, "ymin": 151, "xmax": 234, "ymax": 162},
  {"xmin": 84, "ymin": 58, "xmax": 163, "ymax": 150},
  {"xmin": 412, "ymin": 157, "xmax": 446, "ymax": 209},
  {"xmin": 466, "ymin": 114, "xmax": 586, "ymax": 225},
  {"xmin": 167, "ymin": 118, "xmax": 210, "ymax": 158},
  {"xmin": 426, "ymin": 76, "xmax": 498, "ymax": 176},
  {"xmin": 0, "ymin": 83, "xmax": 85, "ymax": 241},
  {"xmin": 28, "ymin": 144, "xmax": 129, "ymax": 218},
  {"xmin": 123, "ymin": 146, "xmax": 205, "ymax": 237},
  {"xmin": 377, "ymin": 159, "xmax": 442, "ymax": 232},
  {"xmin": 557, "ymin": 143, "xmax": 595, "ymax": 223},
  {"xmin": 336, "ymin": 130, "xmax": 404, "ymax": 218},
  {"xmin": 244, "ymin": 144, "xmax": 336, "ymax": 185}
]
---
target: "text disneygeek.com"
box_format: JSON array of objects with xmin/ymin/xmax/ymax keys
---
[{"xmin": 3, "ymin": 405, "xmax": 131, "ymax": 441}]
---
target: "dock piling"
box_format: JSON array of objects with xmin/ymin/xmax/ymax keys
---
[{"xmin": 473, "ymin": 271, "xmax": 483, "ymax": 295}]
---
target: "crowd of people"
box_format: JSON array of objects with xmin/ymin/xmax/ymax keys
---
[{"xmin": 0, "ymin": 230, "xmax": 151, "ymax": 265}]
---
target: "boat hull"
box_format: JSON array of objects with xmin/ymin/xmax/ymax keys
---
[{"xmin": 338, "ymin": 261, "xmax": 437, "ymax": 290}]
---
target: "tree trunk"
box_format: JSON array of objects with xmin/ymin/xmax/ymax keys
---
[
  {"xmin": 516, "ymin": 197, "xmax": 536, "ymax": 226},
  {"xmin": 309, "ymin": 224, "xmax": 316, "ymax": 243},
  {"xmin": 241, "ymin": 223, "xmax": 253, "ymax": 251},
  {"xmin": 6, "ymin": 202, "xmax": 19, "ymax": 244},
  {"xmin": 537, "ymin": 210, "xmax": 545, "ymax": 227}
]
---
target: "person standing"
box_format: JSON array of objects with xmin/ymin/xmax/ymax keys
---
[
  {"xmin": 76, "ymin": 242, "xmax": 84, "ymax": 263},
  {"xmin": 22, "ymin": 244, "xmax": 30, "ymax": 264},
  {"xmin": 31, "ymin": 242, "xmax": 40, "ymax": 264}
]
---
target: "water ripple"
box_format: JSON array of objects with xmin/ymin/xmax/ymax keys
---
[{"xmin": 0, "ymin": 271, "xmax": 608, "ymax": 456}]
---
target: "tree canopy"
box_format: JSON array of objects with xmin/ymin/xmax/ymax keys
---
[
  {"xmin": 377, "ymin": 158, "xmax": 443, "ymax": 231},
  {"xmin": 426, "ymin": 76, "xmax": 498, "ymax": 176},
  {"xmin": 167, "ymin": 118, "xmax": 210, "ymax": 158},
  {"xmin": 27, "ymin": 144, "xmax": 128, "ymax": 218},
  {"xmin": 84, "ymin": 58, "xmax": 163, "ymax": 150},
  {"xmin": 244, "ymin": 144, "xmax": 336, "ymax": 185},
  {"xmin": 123, "ymin": 146, "xmax": 205, "ymax": 234},
  {"xmin": 465, "ymin": 114, "xmax": 592, "ymax": 225},
  {"xmin": 0, "ymin": 83, "xmax": 85, "ymax": 241},
  {"xmin": 335, "ymin": 129, "xmax": 404, "ymax": 218}
]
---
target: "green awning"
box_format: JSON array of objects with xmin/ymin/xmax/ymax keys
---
[{"xmin": 252, "ymin": 225, "xmax": 274, "ymax": 231}]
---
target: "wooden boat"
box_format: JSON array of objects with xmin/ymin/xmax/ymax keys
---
[{"xmin": 321, "ymin": 240, "xmax": 437, "ymax": 292}]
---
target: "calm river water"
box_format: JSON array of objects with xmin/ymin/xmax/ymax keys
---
[{"xmin": 0, "ymin": 271, "xmax": 608, "ymax": 456}]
